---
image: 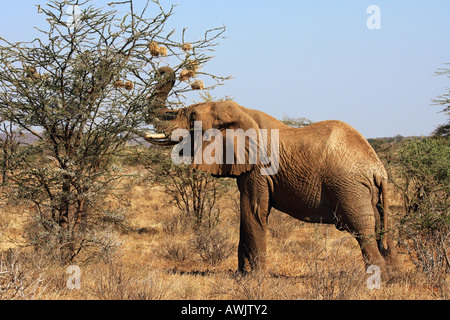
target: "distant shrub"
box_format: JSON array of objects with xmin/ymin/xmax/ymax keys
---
[{"xmin": 281, "ymin": 115, "xmax": 313, "ymax": 128}]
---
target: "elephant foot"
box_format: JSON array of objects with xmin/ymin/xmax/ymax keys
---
[
  {"xmin": 238, "ymin": 262, "xmax": 266, "ymax": 275},
  {"xmin": 384, "ymin": 248, "xmax": 402, "ymax": 269},
  {"xmin": 238, "ymin": 256, "xmax": 267, "ymax": 275}
]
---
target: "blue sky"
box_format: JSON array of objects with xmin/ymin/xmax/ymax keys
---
[{"xmin": 0, "ymin": 1, "xmax": 449, "ymax": 138}]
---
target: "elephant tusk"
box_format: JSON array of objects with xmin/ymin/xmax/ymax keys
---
[
  {"xmin": 142, "ymin": 133, "xmax": 168, "ymax": 140},
  {"xmin": 132, "ymin": 129, "xmax": 177, "ymax": 146}
]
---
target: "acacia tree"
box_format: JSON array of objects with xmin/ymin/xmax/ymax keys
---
[
  {"xmin": 432, "ymin": 63, "xmax": 450, "ymax": 137},
  {"xmin": 0, "ymin": 0, "xmax": 227, "ymax": 262},
  {"xmin": 281, "ymin": 115, "xmax": 312, "ymax": 128}
]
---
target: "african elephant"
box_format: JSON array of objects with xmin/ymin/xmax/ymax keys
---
[{"xmin": 140, "ymin": 67, "xmax": 398, "ymax": 277}]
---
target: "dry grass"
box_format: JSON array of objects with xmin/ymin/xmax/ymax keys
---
[{"xmin": 0, "ymin": 172, "xmax": 448, "ymax": 300}]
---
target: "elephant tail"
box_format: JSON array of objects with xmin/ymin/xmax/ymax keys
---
[{"xmin": 378, "ymin": 178, "xmax": 390, "ymax": 251}]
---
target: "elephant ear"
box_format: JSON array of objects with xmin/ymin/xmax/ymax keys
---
[{"xmin": 191, "ymin": 102, "xmax": 261, "ymax": 177}]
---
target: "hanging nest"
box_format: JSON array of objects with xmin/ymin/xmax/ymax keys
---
[
  {"xmin": 179, "ymin": 69, "xmax": 196, "ymax": 81},
  {"xmin": 191, "ymin": 80, "xmax": 204, "ymax": 90},
  {"xmin": 181, "ymin": 43, "xmax": 192, "ymax": 52},
  {"xmin": 124, "ymin": 81, "xmax": 134, "ymax": 91},
  {"xmin": 148, "ymin": 41, "xmax": 161, "ymax": 57}
]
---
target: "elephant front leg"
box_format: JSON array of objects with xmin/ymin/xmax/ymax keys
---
[{"xmin": 237, "ymin": 191, "xmax": 270, "ymax": 273}]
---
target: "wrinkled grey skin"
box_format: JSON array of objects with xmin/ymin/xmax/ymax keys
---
[{"xmin": 142, "ymin": 67, "xmax": 399, "ymax": 277}]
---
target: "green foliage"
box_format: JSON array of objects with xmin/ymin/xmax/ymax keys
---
[
  {"xmin": 393, "ymin": 137, "xmax": 449, "ymax": 287},
  {"xmin": 434, "ymin": 123, "xmax": 450, "ymax": 137},
  {"xmin": 432, "ymin": 63, "xmax": 450, "ymax": 137},
  {"xmin": 397, "ymin": 137, "xmax": 449, "ymax": 191}
]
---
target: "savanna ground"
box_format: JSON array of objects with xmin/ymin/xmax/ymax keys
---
[{"xmin": 0, "ymin": 139, "xmax": 448, "ymax": 300}]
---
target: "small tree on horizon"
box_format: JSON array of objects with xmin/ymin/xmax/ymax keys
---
[{"xmin": 281, "ymin": 114, "xmax": 312, "ymax": 128}]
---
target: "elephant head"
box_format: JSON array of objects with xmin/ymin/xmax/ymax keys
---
[{"xmin": 142, "ymin": 70, "xmax": 282, "ymax": 177}]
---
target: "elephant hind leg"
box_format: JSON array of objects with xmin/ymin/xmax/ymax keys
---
[
  {"xmin": 355, "ymin": 228, "xmax": 386, "ymax": 271},
  {"xmin": 373, "ymin": 203, "xmax": 401, "ymax": 271},
  {"xmin": 336, "ymin": 204, "xmax": 387, "ymax": 276}
]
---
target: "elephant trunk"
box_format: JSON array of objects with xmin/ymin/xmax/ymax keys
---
[
  {"xmin": 146, "ymin": 66, "xmax": 176, "ymax": 124},
  {"xmin": 139, "ymin": 66, "xmax": 191, "ymax": 146},
  {"xmin": 139, "ymin": 66, "xmax": 179, "ymax": 145}
]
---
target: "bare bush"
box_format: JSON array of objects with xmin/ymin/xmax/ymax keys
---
[
  {"xmin": 24, "ymin": 215, "xmax": 122, "ymax": 265},
  {"xmin": 157, "ymin": 241, "xmax": 192, "ymax": 263},
  {"xmin": 191, "ymin": 224, "xmax": 235, "ymax": 266},
  {"xmin": 142, "ymin": 148, "xmax": 228, "ymax": 230},
  {"xmin": 0, "ymin": 250, "xmax": 48, "ymax": 300}
]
